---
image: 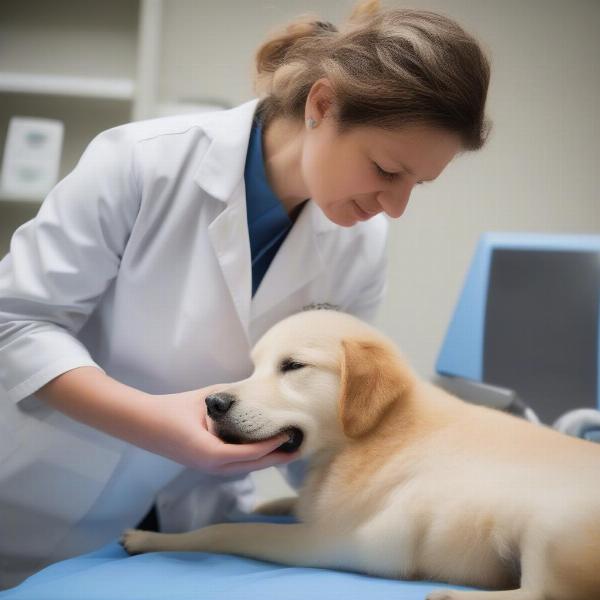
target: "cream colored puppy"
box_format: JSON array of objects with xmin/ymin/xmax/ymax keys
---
[{"xmin": 122, "ymin": 310, "xmax": 600, "ymax": 600}]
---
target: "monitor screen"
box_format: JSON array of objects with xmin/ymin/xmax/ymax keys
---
[{"xmin": 483, "ymin": 249, "xmax": 600, "ymax": 423}]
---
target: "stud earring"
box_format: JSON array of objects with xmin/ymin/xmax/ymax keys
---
[{"xmin": 307, "ymin": 118, "xmax": 318, "ymax": 129}]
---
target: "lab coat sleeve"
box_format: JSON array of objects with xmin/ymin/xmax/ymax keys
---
[
  {"xmin": 345, "ymin": 215, "xmax": 389, "ymax": 324},
  {"xmin": 0, "ymin": 127, "xmax": 140, "ymax": 403}
]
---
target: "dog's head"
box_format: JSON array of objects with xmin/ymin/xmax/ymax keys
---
[{"xmin": 205, "ymin": 310, "xmax": 416, "ymax": 456}]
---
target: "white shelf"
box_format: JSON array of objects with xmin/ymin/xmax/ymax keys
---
[
  {"xmin": 0, "ymin": 0, "xmax": 163, "ymax": 212},
  {"xmin": 0, "ymin": 188, "xmax": 43, "ymax": 203},
  {"xmin": 0, "ymin": 72, "xmax": 135, "ymax": 101}
]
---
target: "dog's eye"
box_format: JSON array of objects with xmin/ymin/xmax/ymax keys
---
[{"xmin": 280, "ymin": 358, "xmax": 306, "ymax": 373}]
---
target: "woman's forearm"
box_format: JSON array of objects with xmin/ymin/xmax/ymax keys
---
[
  {"xmin": 37, "ymin": 366, "xmax": 166, "ymax": 452},
  {"xmin": 36, "ymin": 366, "xmax": 295, "ymax": 473}
]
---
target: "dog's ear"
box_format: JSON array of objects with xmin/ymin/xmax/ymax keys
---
[{"xmin": 338, "ymin": 339, "xmax": 414, "ymax": 439}]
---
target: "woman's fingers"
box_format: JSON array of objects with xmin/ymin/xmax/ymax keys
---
[
  {"xmin": 201, "ymin": 430, "xmax": 302, "ymax": 475},
  {"xmin": 199, "ymin": 400, "xmax": 300, "ymax": 474},
  {"xmin": 216, "ymin": 432, "xmax": 291, "ymax": 461},
  {"xmin": 218, "ymin": 448, "xmax": 302, "ymax": 476}
]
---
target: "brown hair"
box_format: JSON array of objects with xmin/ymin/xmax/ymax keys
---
[{"xmin": 254, "ymin": 0, "xmax": 491, "ymax": 150}]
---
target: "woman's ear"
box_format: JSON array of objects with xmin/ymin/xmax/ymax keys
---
[
  {"xmin": 338, "ymin": 339, "xmax": 415, "ymax": 439},
  {"xmin": 305, "ymin": 78, "xmax": 336, "ymax": 121}
]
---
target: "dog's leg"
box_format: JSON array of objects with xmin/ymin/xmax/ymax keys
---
[
  {"xmin": 426, "ymin": 589, "xmax": 541, "ymax": 600},
  {"xmin": 121, "ymin": 522, "xmax": 351, "ymax": 570}
]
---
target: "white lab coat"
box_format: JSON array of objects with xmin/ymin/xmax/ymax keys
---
[{"xmin": 0, "ymin": 98, "xmax": 388, "ymax": 588}]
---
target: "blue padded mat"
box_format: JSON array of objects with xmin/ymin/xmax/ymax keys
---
[{"xmin": 0, "ymin": 540, "xmax": 475, "ymax": 600}]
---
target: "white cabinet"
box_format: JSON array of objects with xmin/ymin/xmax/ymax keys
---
[{"xmin": 0, "ymin": 0, "xmax": 163, "ymax": 203}]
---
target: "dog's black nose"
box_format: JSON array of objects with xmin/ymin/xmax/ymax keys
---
[{"xmin": 205, "ymin": 392, "xmax": 236, "ymax": 420}]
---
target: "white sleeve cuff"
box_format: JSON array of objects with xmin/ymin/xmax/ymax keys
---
[{"xmin": 5, "ymin": 357, "xmax": 105, "ymax": 404}]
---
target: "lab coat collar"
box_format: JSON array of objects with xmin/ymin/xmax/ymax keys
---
[
  {"xmin": 201, "ymin": 99, "xmax": 338, "ymax": 343},
  {"xmin": 193, "ymin": 98, "xmax": 337, "ymax": 234},
  {"xmin": 250, "ymin": 199, "xmax": 334, "ymax": 321},
  {"xmin": 194, "ymin": 99, "xmax": 260, "ymax": 204}
]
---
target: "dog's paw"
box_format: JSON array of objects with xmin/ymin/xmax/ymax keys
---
[
  {"xmin": 119, "ymin": 528, "xmax": 153, "ymax": 555},
  {"xmin": 426, "ymin": 590, "xmax": 458, "ymax": 600}
]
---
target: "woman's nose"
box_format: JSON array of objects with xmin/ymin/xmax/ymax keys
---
[{"xmin": 379, "ymin": 182, "xmax": 413, "ymax": 219}]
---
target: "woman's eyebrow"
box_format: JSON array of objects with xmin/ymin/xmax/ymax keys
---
[
  {"xmin": 388, "ymin": 155, "xmax": 436, "ymax": 183},
  {"xmin": 395, "ymin": 161, "xmax": 415, "ymax": 176},
  {"xmin": 373, "ymin": 145, "xmax": 438, "ymax": 182},
  {"xmin": 383, "ymin": 157, "xmax": 435, "ymax": 182},
  {"xmin": 378, "ymin": 151, "xmax": 415, "ymax": 175}
]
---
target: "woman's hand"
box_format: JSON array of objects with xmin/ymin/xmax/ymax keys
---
[
  {"xmin": 39, "ymin": 368, "xmax": 295, "ymax": 476},
  {"xmin": 146, "ymin": 385, "xmax": 300, "ymax": 475}
]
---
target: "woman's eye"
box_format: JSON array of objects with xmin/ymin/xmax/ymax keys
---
[
  {"xmin": 374, "ymin": 163, "xmax": 399, "ymax": 182},
  {"xmin": 280, "ymin": 359, "xmax": 306, "ymax": 373}
]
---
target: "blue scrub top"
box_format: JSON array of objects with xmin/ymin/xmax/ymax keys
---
[{"xmin": 244, "ymin": 120, "xmax": 298, "ymax": 296}]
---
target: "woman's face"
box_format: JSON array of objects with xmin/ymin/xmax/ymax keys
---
[{"xmin": 301, "ymin": 119, "xmax": 463, "ymax": 227}]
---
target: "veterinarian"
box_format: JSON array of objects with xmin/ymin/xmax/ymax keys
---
[{"xmin": 0, "ymin": 0, "xmax": 490, "ymax": 589}]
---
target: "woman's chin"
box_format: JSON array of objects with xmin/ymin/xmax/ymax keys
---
[{"xmin": 326, "ymin": 210, "xmax": 362, "ymax": 228}]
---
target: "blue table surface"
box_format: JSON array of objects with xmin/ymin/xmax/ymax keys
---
[{"xmin": 0, "ymin": 537, "xmax": 475, "ymax": 600}]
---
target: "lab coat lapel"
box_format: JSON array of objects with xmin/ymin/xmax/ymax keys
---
[
  {"xmin": 250, "ymin": 200, "xmax": 334, "ymax": 321},
  {"xmin": 194, "ymin": 100, "xmax": 259, "ymax": 342},
  {"xmin": 194, "ymin": 99, "xmax": 337, "ymax": 336},
  {"xmin": 207, "ymin": 182, "xmax": 252, "ymax": 342}
]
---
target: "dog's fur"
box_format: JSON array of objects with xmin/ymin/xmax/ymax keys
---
[{"xmin": 122, "ymin": 310, "xmax": 600, "ymax": 600}]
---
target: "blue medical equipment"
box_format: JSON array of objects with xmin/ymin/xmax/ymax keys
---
[{"xmin": 436, "ymin": 232, "xmax": 600, "ymax": 441}]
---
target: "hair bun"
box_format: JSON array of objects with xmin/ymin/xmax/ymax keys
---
[{"xmin": 254, "ymin": 0, "xmax": 490, "ymax": 151}]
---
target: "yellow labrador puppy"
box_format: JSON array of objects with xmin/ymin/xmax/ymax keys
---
[{"xmin": 122, "ymin": 310, "xmax": 600, "ymax": 600}]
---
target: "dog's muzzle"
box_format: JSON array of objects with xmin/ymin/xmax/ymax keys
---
[
  {"xmin": 205, "ymin": 392, "xmax": 236, "ymax": 421},
  {"xmin": 205, "ymin": 392, "xmax": 304, "ymax": 453}
]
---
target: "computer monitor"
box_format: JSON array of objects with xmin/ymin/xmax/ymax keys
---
[{"xmin": 436, "ymin": 233, "xmax": 600, "ymax": 424}]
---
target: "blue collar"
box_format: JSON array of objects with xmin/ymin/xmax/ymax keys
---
[{"xmin": 244, "ymin": 120, "xmax": 294, "ymax": 295}]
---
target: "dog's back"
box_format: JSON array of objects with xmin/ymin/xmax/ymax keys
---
[{"xmin": 302, "ymin": 378, "xmax": 600, "ymax": 596}]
